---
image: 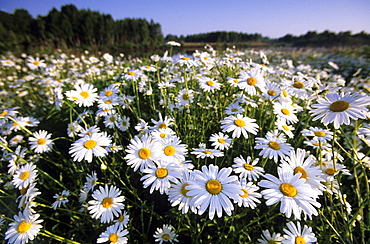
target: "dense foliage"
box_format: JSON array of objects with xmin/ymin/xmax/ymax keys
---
[{"xmin": 0, "ymin": 4, "xmax": 164, "ymax": 54}]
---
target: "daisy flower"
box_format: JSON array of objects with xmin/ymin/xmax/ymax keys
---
[
  {"xmin": 220, "ymin": 114, "xmax": 259, "ymax": 139},
  {"xmin": 280, "ymin": 148, "xmax": 325, "ymax": 193},
  {"xmin": 122, "ymin": 69, "xmax": 142, "ymax": 81},
  {"xmin": 263, "ymin": 81, "xmax": 281, "ymax": 100},
  {"xmin": 117, "ymin": 115, "xmax": 130, "ymax": 132},
  {"xmin": 28, "ymin": 130, "xmax": 54, "ymax": 154},
  {"xmin": 303, "ymin": 137, "xmax": 331, "ymax": 151},
  {"xmin": 113, "ymin": 211, "xmax": 130, "ymax": 228},
  {"xmin": 275, "ymin": 119, "xmax": 295, "ymax": 139},
  {"xmin": 140, "ymin": 160, "xmax": 181, "ymax": 195},
  {"xmin": 161, "ymin": 137, "xmax": 188, "ymax": 163},
  {"xmin": 235, "ymin": 178, "xmax": 261, "ymax": 208},
  {"xmin": 209, "ymin": 132, "xmax": 232, "ymax": 150},
  {"xmin": 282, "ymin": 221, "xmax": 317, "ymax": 244},
  {"xmin": 301, "ymin": 126, "xmax": 333, "ymax": 142},
  {"xmin": 232, "ymin": 155, "xmax": 264, "ymax": 181},
  {"xmin": 52, "ymin": 190, "xmax": 70, "ymax": 210},
  {"xmin": 176, "ymin": 55, "xmax": 197, "ymax": 68},
  {"xmin": 198, "ymin": 77, "xmax": 221, "ymax": 93},
  {"xmin": 321, "ymin": 162, "xmax": 350, "ymax": 182},
  {"xmin": 238, "ymin": 67, "xmax": 266, "ymax": 95},
  {"xmin": 225, "ymin": 102, "xmax": 244, "ymax": 115},
  {"xmin": 187, "ymin": 164, "xmax": 242, "ymax": 220},
  {"xmin": 69, "ymin": 132, "xmax": 112, "ymax": 163},
  {"xmin": 97, "ymin": 224, "xmax": 128, "ymax": 244},
  {"xmin": 17, "ymin": 182, "xmax": 41, "ymax": 210},
  {"xmin": 84, "ymin": 171, "xmax": 98, "ymax": 192},
  {"xmin": 258, "ymin": 166, "xmax": 321, "ymax": 220},
  {"xmin": 166, "ymin": 40, "xmax": 181, "ymax": 46},
  {"xmin": 284, "ymin": 76, "xmax": 314, "ymax": 99},
  {"xmin": 190, "ymin": 147, "xmax": 224, "ymax": 159},
  {"xmin": 257, "ymin": 229, "xmax": 284, "ymax": 244},
  {"xmin": 12, "ymin": 163, "xmax": 38, "ymax": 190},
  {"xmin": 168, "ymin": 169, "xmax": 197, "ymax": 214},
  {"xmin": 153, "ymin": 224, "xmax": 179, "ymax": 244},
  {"xmin": 273, "ymin": 101, "xmax": 299, "ymax": 124},
  {"xmin": 5, "ymin": 211, "xmax": 43, "ymax": 244},
  {"xmin": 151, "ymin": 113, "xmax": 174, "ymax": 131},
  {"xmin": 177, "ymin": 88, "xmax": 195, "ymax": 106},
  {"xmin": 124, "ymin": 135, "xmax": 162, "ymax": 172},
  {"xmin": 151, "ymin": 128, "xmax": 176, "ymax": 142},
  {"xmin": 67, "ymin": 121, "xmax": 82, "ymax": 137},
  {"xmin": 255, "ymin": 132, "xmax": 293, "ymax": 163},
  {"xmin": 65, "ymin": 83, "xmax": 98, "ymax": 107},
  {"xmin": 26, "ymin": 56, "xmax": 46, "ymax": 70},
  {"xmin": 88, "ymin": 185, "xmax": 125, "ymax": 224},
  {"xmin": 226, "ymin": 76, "xmax": 242, "ymax": 88},
  {"xmin": 310, "ymin": 92, "xmax": 369, "ymax": 129}
]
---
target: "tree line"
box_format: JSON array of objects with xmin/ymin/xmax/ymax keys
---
[
  {"xmin": 0, "ymin": 4, "xmax": 369, "ymax": 54},
  {"xmin": 0, "ymin": 4, "xmax": 164, "ymax": 54}
]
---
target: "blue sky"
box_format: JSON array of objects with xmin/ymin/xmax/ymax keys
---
[{"xmin": 1, "ymin": 0, "xmax": 369, "ymax": 38}]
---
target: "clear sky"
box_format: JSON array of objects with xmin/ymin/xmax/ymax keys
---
[{"xmin": 1, "ymin": 0, "xmax": 369, "ymax": 38}]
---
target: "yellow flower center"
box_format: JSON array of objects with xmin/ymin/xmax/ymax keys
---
[
  {"xmin": 182, "ymin": 93, "xmax": 190, "ymax": 100},
  {"xmin": 0, "ymin": 110, "xmax": 8, "ymax": 117},
  {"xmin": 203, "ymin": 150, "xmax": 212, "ymax": 154},
  {"xmin": 181, "ymin": 57, "xmax": 190, "ymax": 60},
  {"xmin": 295, "ymin": 236, "xmax": 306, "ymax": 244},
  {"xmin": 234, "ymin": 118, "xmax": 246, "ymax": 127},
  {"xmin": 282, "ymin": 90, "xmax": 289, "ymax": 97},
  {"xmin": 244, "ymin": 163, "xmax": 254, "ymax": 171},
  {"xmin": 109, "ymin": 233, "xmax": 119, "ymax": 243},
  {"xmin": 280, "ymin": 183, "xmax": 297, "ymax": 197},
  {"xmin": 218, "ymin": 138, "xmax": 226, "ymax": 144},
  {"xmin": 233, "ymin": 79, "xmax": 239, "ymax": 83},
  {"xmin": 105, "ymin": 100, "xmax": 112, "ymax": 104},
  {"xmin": 206, "ymin": 179, "xmax": 222, "ymax": 195},
  {"xmin": 314, "ymin": 131, "xmax": 326, "ymax": 137},
  {"xmin": 207, "ymin": 80, "xmax": 215, "ymax": 86},
  {"xmin": 109, "ymin": 116, "xmax": 116, "ymax": 122},
  {"xmin": 181, "ymin": 183, "xmax": 191, "ymax": 197},
  {"xmin": 146, "ymin": 66, "xmax": 152, "ymax": 69},
  {"xmin": 105, "ymin": 90, "xmax": 113, "ymax": 96},
  {"xmin": 118, "ymin": 215, "xmax": 125, "ymax": 222},
  {"xmin": 20, "ymin": 171, "xmax": 30, "ymax": 181},
  {"xmin": 281, "ymin": 108, "xmax": 291, "ymax": 115},
  {"xmin": 139, "ymin": 148, "xmax": 151, "ymax": 159},
  {"xmin": 267, "ymin": 90, "xmax": 276, "ymax": 96},
  {"xmin": 162, "ymin": 233, "xmax": 171, "ymax": 240},
  {"xmin": 17, "ymin": 221, "xmax": 31, "ymax": 233},
  {"xmin": 71, "ymin": 96, "xmax": 79, "ymax": 100},
  {"xmin": 33, "ymin": 61, "xmax": 40, "ymax": 66},
  {"xmin": 282, "ymin": 125, "xmax": 290, "ymax": 131},
  {"xmin": 268, "ymin": 242, "xmax": 279, "ymax": 244},
  {"xmin": 84, "ymin": 140, "xmax": 97, "ymax": 149},
  {"xmin": 102, "ymin": 197, "xmax": 113, "ymax": 208},
  {"xmin": 325, "ymin": 168, "xmax": 337, "ymax": 176},
  {"xmin": 80, "ymin": 91, "xmax": 89, "ymax": 99},
  {"xmin": 160, "ymin": 133, "xmax": 167, "ymax": 138},
  {"xmin": 313, "ymin": 142, "xmax": 321, "ymax": 147},
  {"xmin": 240, "ymin": 188, "xmax": 249, "ymax": 198},
  {"xmin": 164, "ymin": 146, "xmax": 176, "ymax": 156},
  {"xmin": 156, "ymin": 168, "xmax": 168, "ymax": 178},
  {"xmin": 329, "ymin": 100, "xmax": 349, "ymax": 112},
  {"xmin": 268, "ymin": 141, "xmax": 281, "ymax": 150},
  {"xmin": 159, "ymin": 123, "xmax": 167, "ymax": 129},
  {"xmin": 128, "ymin": 71, "xmax": 135, "ymax": 76},
  {"xmin": 293, "ymin": 81, "xmax": 304, "ymax": 89},
  {"xmin": 37, "ymin": 138, "xmax": 46, "ymax": 145},
  {"xmin": 204, "ymin": 57, "xmax": 209, "ymax": 60},
  {"xmin": 294, "ymin": 167, "xmax": 308, "ymax": 179},
  {"xmin": 231, "ymin": 108, "xmax": 239, "ymax": 112},
  {"xmin": 247, "ymin": 77, "xmax": 257, "ymax": 86}
]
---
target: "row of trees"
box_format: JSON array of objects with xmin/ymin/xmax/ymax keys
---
[
  {"xmin": 165, "ymin": 31, "xmax": 265, "ymax": 43},
  {"xmin": 0, "ymin": 4, "xmax": 164, "ymax": 54},
  {"xmin": 278, "ymin": 30, "xmax": 370, "ymax": 47}
]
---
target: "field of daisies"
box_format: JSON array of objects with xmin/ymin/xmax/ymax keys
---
[{"xmin": 0, "ymin": 43, "xmax": 369, "ymax": 244}]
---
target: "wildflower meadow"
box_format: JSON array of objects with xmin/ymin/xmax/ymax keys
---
[{"xmin": 0, "ymin": 44, "xmax": 369, "ymax": 244}]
